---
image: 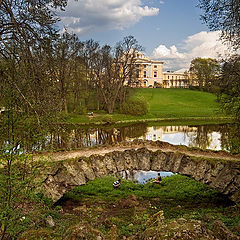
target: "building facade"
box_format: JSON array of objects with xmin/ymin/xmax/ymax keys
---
[{"xmin": 132, "ymin": 52, "xmax": 190, "ymax": 88}]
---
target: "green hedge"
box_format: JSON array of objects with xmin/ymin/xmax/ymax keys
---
[{"xmin": 120, "ymin": 97, "xmax": 148, "ymax": 116}]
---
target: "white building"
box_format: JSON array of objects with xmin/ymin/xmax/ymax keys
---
[{"xmin": 132, "ymin": 53, "xmax": 190, "ymax": 88}]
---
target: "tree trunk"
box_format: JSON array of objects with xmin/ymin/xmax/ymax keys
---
[{"xmin": 63, "ymin": 96, "xmax": 68, "ymax": 113}]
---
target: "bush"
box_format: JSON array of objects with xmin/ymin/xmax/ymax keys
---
[{"xmin": 120, "ymin": 97, "xmax": 148, "ymax": 116}]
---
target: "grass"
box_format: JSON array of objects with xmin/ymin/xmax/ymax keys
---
[
  {"xmin": 65, "ymin": 89, "xmax": 229, "ymax": 125},
  {"xmin": 60, "ymin": 175, "xmax": 239, "ymax": 236},
  {"xmin": 134, "ymin": 88, "xmax": 224, "ymax": 118},
  {"xmin": 20, "ymin": 175, "xmax": 240, "ymax": 239},
  {"xmin": 63, "ymin": 175, "xmax": 227, "ymax": 204}
]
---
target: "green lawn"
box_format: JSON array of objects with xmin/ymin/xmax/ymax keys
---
[
  {"xmin": 66, "ymin": 89, "xmax": 229, "ymax": 124},
  {"xmin": 134, "ymin": 88, "xmax": 224, "ymax": 118}
]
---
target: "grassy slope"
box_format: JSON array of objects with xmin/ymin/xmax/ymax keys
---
[
  {"xmin": 66, "ymin": 89, "xmax": 229, "ymax": 124},
  {"xmin": 134, "ymin": 88, "xmax": 224, "ymax": 118}
]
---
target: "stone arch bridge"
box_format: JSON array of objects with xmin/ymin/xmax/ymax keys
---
[{"xmin": 41, "ymin": 141, "xmax": 240, "ymax": 204}]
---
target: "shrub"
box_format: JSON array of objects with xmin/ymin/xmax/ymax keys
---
[{"xmin": 120, "ymin": 97, "xmax": 148, "ymax": 116}]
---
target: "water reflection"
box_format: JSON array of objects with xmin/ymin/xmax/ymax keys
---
[
  {"xmin": 35, "ymin": 123, "xmax": 240, "ymax": 153},
  {"xmin": 119, "ymin": 170, "xmax": 174, "ymax": 184},
  {"xmin": 129, "ymin": 125, "xmax": 223, "ymax": 151},
  {"xmin": 1, "ymin": 122, "xmax": 239, "ymax": 153},
  {"xmin": 40, "ymin": 124, "xmax": 148, "ymax": 150}
]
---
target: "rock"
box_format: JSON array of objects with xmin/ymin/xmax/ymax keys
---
[
  {"xmin": 142, "ymin": 214, "xmax": 240, "ymax": 240},
  {"xmin": 73, "ymin": 205, "xmax": 87, "ymax": 213},
  {"xmin": 211, "ymin": 220, "xmax": 240, "ymax": 240},
  {"xmin": 142, "ymin": 212, "xmax": 216, "ymax": 240},
  {"xmin": 46, "ymin": 215, "xmax": 55, "ymax": 228},
  {"xmin": 64, "ymin": 222, "xmax": 105, "ymax": 240}
]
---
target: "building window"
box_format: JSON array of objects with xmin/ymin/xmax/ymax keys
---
[
  {"xmin": 168, "ymin": 76, "xmax": 170, "ymax": 79},
  {"xmin": 136, "ymin": 70, "xmax": 140, "ymax": 78},
  {"xmin": 172, "ymin": 76, "xmax": 174, "ymax": 79},
  {"xmin": 154, "ymin": 71, "xmax": 157, "ymax": 77},
  {"xmin": 154, "ymin": 65, "xmax": 157, "ymax": 68},
  {"xmin": 143, "ymin": 65, "xmax": 147, "ymax": 68},
  {"xmin": 144, "ymin": 71, "xmax": 147, "ymax": 78}
]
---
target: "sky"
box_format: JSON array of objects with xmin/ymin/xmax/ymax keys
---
[{"xmin": 56, "ymin": 0, "xmax": 232, "ymax": 70}]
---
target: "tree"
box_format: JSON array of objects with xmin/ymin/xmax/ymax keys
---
[
  {"xmin": 198, "ymin": 0, "xmax": 240, "ymax": 48},
  {"xmin": 217, "ymin": 55, "xmax": 240, "ymax": 119},
  {"xmin": 88, "ymin": 36, "xmax": 142, "ymax": 114},
  {"xmin": 0, "ymin": 1, "xmax": 66, "ymax": 238},
  {"xmin": 50, "ymin": 32, "xmax": 85, "ymax": 113},
  {"xmin": 0, "ymin": 0, "xmax": 67, "ymax": 122},
  {"xmin": 189, "ymin": 57, "xmax": 220, "ymax": 91}
]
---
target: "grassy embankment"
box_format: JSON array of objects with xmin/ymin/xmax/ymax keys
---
[
  {"xmin": 66, "ymin": 89, "xmax": 231, "ymax": 125},
  {"xmin": 20, "ymin": 175, "xmax": 240, "ymax": 239}
]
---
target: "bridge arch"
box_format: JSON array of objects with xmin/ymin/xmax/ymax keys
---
[{"xmin": 42, "ymin": 147, "xmax": 240, "ymax": 204}]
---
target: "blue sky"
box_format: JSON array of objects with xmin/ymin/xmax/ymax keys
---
[
  {"xmin": 57, "ymin": 0, "xmax": 230, "ymax": 70},
  {"xmin": 80, "ymin": 0, "xmax": 208, "ymax": 53}
]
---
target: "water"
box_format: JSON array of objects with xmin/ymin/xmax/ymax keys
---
[
  {"xmin": 36, "ymin": 123, "xmax": 239, "ymax": 153},
  {"xmin": 119, "ymin": 170, "xmax": 174, "ymax": 184},
  {"xmin": 0, "ymin": 122, "xmax": 239, "ymax": 154}
]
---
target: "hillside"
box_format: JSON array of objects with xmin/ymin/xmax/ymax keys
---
[
  {"xmin": 134, "ymin": 88, "xmax": 224, "ymax": 118},
  {"xmin": 66, "ymin": 89, "xmax": 229, "ymax": 125}
]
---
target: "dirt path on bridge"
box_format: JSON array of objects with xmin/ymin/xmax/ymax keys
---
[{"xmin": 36, "ymin": 141, "xmax": 240, "ymax": 162}]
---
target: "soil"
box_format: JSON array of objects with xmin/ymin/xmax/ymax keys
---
[{"xmin": 35, "ymin": 140, "xmax": 240, "ymax": 162}]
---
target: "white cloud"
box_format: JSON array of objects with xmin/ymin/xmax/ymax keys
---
[
  {"xmin": 57, "ymin": 0, "xmax": 159, "ymax": 35},
  {"xmin": 152, "ymin": 31, "xmax": 235, "ymax": 70},
  {"xmin": 152, "ymin": 45, "xmax": 185, "ymax": 59},
  {"xmin": 159, "ymin": 1, "xmax": 165, "ymax": 4}
]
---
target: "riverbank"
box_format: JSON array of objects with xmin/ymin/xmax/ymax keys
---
[{"xmin": 64, "ymin": 89, "xmax": 231, "ymax": 126}]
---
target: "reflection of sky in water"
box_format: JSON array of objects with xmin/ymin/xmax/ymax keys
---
[
  {"xmin": 162, "ymin": 131, "xmax": 222, "ymax": 150},
  {"xmin": 130, "ymin": 126, "xmax": 224, "ymax": 151},
  {"xmin": 135, "ymin": 171, "xmax": 173, "ymax": 184},
  {"xmin": 44, "ymin": 124, "xmax": 228, "ymax": 151},
  {"xmin": 120, "ymin": 170, "xmax": 173, "ymax": 184}
]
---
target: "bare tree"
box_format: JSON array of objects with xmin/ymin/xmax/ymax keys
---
[
  {"xmin": 89, "ymin": 36, "xmax": 142, "ymax": 114},
  {"xmin": 49, "ymin": 32, "xmax": 85, "ymax": 113}
]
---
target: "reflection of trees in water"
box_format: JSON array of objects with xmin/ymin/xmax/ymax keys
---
[
  {"xmin": 0, "ymin": 120, "xmax": 49, "ymax": 153},
  {"xmin": 120, "ymin": 123, "xmax": 148, "ymax": 139},
  {"xmin": 187, "ymin": 125, "xmax": 214, "ymax": 150},
  {"xmin": 39, "ymin": 123, "xmax": 148, "ymax": 150},
  {"xmin": 186, "ymin": 124, "xmax": 240, "ymax": 153},
  {"xmin": 221, "ymin": 123, "xmax": 240, "ymax": 154},
  {"xmin": 5, "ymin": 123, "xmax": 239, "ymax": 153}
]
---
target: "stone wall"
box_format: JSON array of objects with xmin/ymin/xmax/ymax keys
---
[{"xmin": 42, "ymin": 148, "xmax": 240, "ymax": 203}]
